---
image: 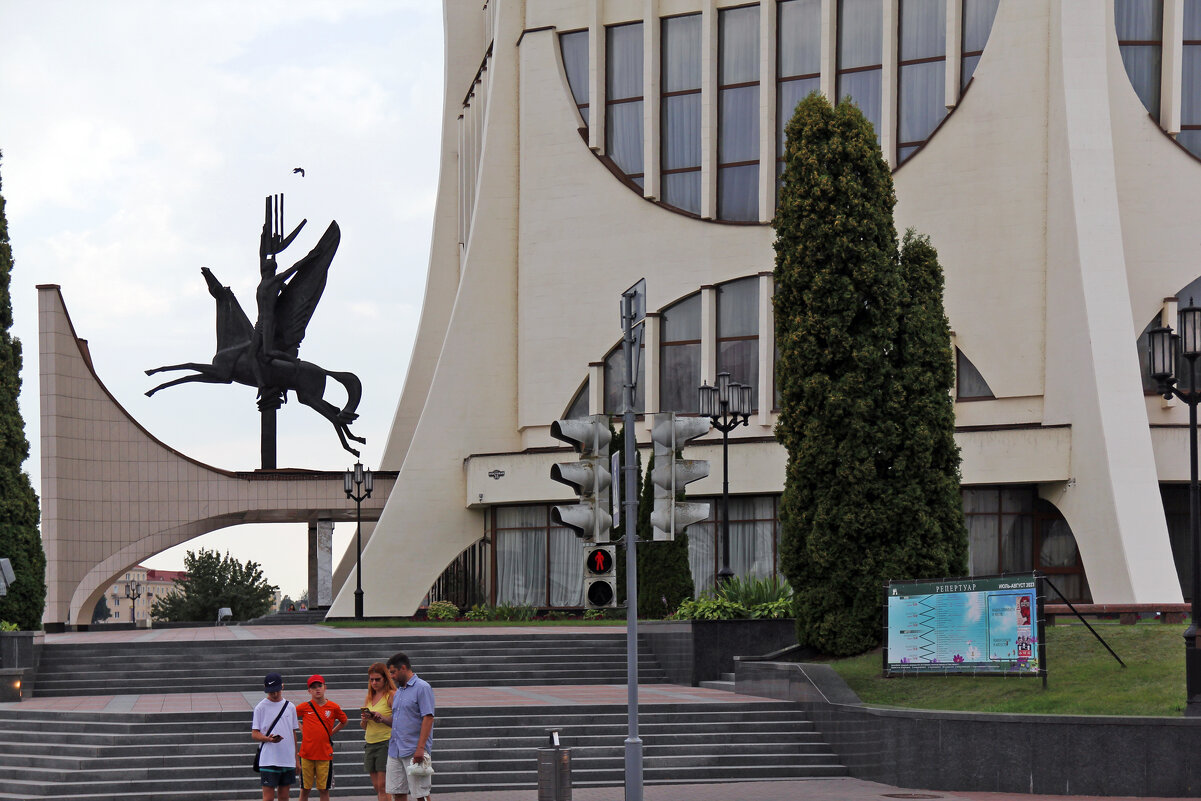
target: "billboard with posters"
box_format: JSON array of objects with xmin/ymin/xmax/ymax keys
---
[{"xmin": 883, "ymin": 573, "xmax": 1046, "ymax": 677}]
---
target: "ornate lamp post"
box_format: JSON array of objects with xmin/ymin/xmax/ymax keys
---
[
  {"xmin": 1148, "ymin": 300, "xmax": 1201, "ymax": 717},
  {"xmin": 699, "ymin": 371, "xmax": 753, "ymax": 585},
  {"xmin": 123, "ymin": 580, "xmax": 142, "ymax": 623},
  {"xmin": 344, "ymin": 461, "xmax": 374, "ymax": 619}
]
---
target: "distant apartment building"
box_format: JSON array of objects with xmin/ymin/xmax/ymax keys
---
[{"xmin": 105, "ymin": 565, "xmax": 186, "ymax": 622}]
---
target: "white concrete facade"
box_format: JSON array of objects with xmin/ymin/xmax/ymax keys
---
[{"xmin": 329, "ymin": 0, "xmax": 1201, "ymax": 616}]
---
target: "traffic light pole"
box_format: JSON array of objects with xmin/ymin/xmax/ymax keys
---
[{"xmin": 621, "ymin": 287, "xmax": 644, "ymax": 801}]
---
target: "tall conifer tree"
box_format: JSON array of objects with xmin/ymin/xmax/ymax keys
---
[
  {"xmin": 773, "ymin": 95, "xmax": 964, "ymax": 655},
  {"xmin": 0, "ymin": 152, "xmax": 45, "ymax": 631}
]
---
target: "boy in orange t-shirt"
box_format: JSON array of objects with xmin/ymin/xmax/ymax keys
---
[{"xmin": 298, "ymin": 674, "xmax": 348, "ymax": 801}]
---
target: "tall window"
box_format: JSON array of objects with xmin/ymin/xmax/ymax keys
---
[
  {"xmin": 565, "ymin": 379, "xmax": 589, "ymax": 419},
  {"xmin": 716, "ymin": 277, "xmax": 759, "ymax": 409},
  {"xmin": 718, "ymin": 5, "xmax": 761, "ymax": 221},
  {"xmin": 659, "ymin": 293, "xmax": 702, "ymax": 413},
  {"xmin": 494, "ymin": 506, "xmax": 584, "ymax": 607},
  {"xmin": 662, "ymin": 14, "xmax": 703, "ymax": 214},
  {"xmin": 559, "ymin": 30, "xmax": 590, "ymax": 126},
  {"xmin": 1181, "ymin": 0, "xmax": 1201, "ymax": 156},
  {"xmin": 897, "ymin": 0, "xmax": 946, "ymax": 163},
  {"xmin": 1115, "ymin": 0, "xmax": 1163, "ymax": 119},
  {"xmin": 688, "ymin": 496, "xmax": 779, "ymax": 595},
  {"xmin": 961, "ymin": 0, "xmax": 1000, "ymax": 89},
  {"xmin": 604, "ymin": 342, "xmax": 645, "ymax": 415},
  {"xmin": 607, "ymin": 22, "xmax": 645, "ymax": 185},
  {"xmin": 837, "ymin": 0, "xmax": 884, "ymax": 139},
  {"xmin": 777, "ymin": 0, "xmax": 822, "ymax": 182}
]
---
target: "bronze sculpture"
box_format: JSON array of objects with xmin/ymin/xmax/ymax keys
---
[{"xmin": 146, "ymin": 196, "xmax": 365, "ymax": 462}]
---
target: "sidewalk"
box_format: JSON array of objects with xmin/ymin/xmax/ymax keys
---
[{"xmin": 310, "ymin": 778, "xmax": 1182, "ymax": 801}]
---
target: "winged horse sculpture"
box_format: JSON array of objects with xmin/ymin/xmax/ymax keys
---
[{"xmin": 146, "ymin": 196, "xmax": 365, "ymax": 457}]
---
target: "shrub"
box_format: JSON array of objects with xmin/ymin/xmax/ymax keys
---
[
  {"xmin": 0, "ymin": 620, "xmax": 19, "ymax": 632},
  {"xmin": 491, "ymin": 603, "xmax": 536, "ymax": 621},
  {"xmin": 675, "ymin": 596, "xmax": 749, "ymax": 620},
  {"xmin": 464, "ymin": 604, "xmax": 489, "ymax": 621},
  {"xmin": 426, "ymin": 600, "xmax": 458, "ymax": 621}
]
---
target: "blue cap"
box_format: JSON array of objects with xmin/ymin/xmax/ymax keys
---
[{"xmin": 264, "ymin": 672, "xmax": 283, "ymax": 692}]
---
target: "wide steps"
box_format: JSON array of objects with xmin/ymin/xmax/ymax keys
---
[{"xmin": 0, "ymin": 702, "xmax": 845, "ymax": 800}]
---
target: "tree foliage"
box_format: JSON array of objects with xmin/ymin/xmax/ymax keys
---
[
  {"xmin": 634, "ymin": 451, "xmax": 695, "ymax": 617},
  {"xmin": 90, "ymin": 594, "xmax": 112, "ymax": 624},
  {"xmin": 773, "ymin": 94, "xmax": 965, "ymax": 656},
  {"xmin": 151, "ymin": 548, "xmax": 277, "ymax": 622},
  {"xmin": 0, "ymin": 151, "xmax": 45, "ymax": 631}
]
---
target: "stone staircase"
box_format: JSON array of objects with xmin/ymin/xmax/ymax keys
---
[
  {"xmin": 0, "ymin": 702, "xmax": 846, "ymax": 800},
  {"xmin": 244, "ymin": 608, "xmax": 330, "ymax": 625},
  {"xmin": 33, "ymin": 632, "xmax": 668, "ymax": 697}
]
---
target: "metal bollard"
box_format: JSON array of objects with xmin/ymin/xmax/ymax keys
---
[{"xmin": 536, "ymin": 727, "xmax": 571, "ymax": 801}]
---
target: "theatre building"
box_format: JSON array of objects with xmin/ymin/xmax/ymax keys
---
[{"xmin": 328, "ymin": 0, "xmax": 1201, "ymax": 617}]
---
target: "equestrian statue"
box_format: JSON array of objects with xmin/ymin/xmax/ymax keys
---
[{"xmin": 146, "ymin": 195, "xmax": 365, "ymax": 461}]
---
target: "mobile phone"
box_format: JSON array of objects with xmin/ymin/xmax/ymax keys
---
[{"xmin": 360, "ymin": 707, "xmax": 372, "ymax": 715}]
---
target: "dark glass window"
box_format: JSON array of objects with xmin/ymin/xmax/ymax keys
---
[
  {"xmin": 659, "ymin": 294, "xmax": 702, "ymax": 413},
  {"xmin": 662, "ymin": 14, "xmax": 703, "ymax": 214},
  {"xmin": 565, "ymin": 378, "xmax": 590, "ymax": 419},
  {"xmin": 777, "ymin": 0, "xmax": 821, "ymax": 184},
  {"xmin": 1161, "ymin": 485, "xmax": 1195, "ymax": 602},
  {"xmin": 717, "ymin": 277, "xmax": 759, "ymax": 409},
  {"xmin": 607, "ymin": 22, "xmax": 645, "ymax": 183},
  {"xmin": 718, "ymin": 5, "xmax": 761, "ymax": 221},
  {"xmin": 961, "ymin": 0, "xmax": 999, "ymax": 89},
  {"xmin": 604, "ymin": 342, "xmax": 645, "ymax": 415},
  {"xmin": 956, "ymin": 348, "xmax": 994, "ymax": 399},
  {"xmin": 559, "ymin": 30, "xmax": 590, "ymax": 126},
  {"xmin": 1115, "ymin": 0, "xmax": 1163, "ymax": 119},
  {"xmin": 1181, "ymin": 0, "xmax": 1201, "ymax": 156},
  {"xmin": 897, "ymin": 0, "xmax": 946, "ymax": 164},
  {"xmin": 837, "ymin": 0, "xmax": 883, "ymax": 139}
]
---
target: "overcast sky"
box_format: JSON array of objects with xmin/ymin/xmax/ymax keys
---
[{"xmin": 0, "ymin": 1, "xmax": 445, "ymax": 601}]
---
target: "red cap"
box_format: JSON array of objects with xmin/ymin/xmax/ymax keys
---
[{"xmin": 307, "ymin": 674, "xmax": 325, "ymax": 687}]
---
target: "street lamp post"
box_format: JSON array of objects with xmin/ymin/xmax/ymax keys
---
[
  {"xmin": 699, "ymin": 372, "xmax": 753, "ymax": 585},
  {"xmin": 1147, "ymin": 300, "xmax": 1201, "ymax": 717},
  {"xmin": 344, "ymin": 461, "xmax": 374, "ymax": 620},
  {"xmin": 123, "ymin": 580, "xmax": 142, "ymax": 624}
]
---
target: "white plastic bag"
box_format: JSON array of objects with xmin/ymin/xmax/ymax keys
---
[{"xmin": 406, "ymin": 756, "xmax": 434, "ymax": 777}]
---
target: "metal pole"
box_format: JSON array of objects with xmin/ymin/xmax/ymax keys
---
[
  {"xmin": 354, "ymin": 491, "xmax": 365, "ymax": 619},
  {"xmin": 718, "ymin": 419, "xmax": 733, "ymax": 584},
  {"xmin": 1188, "ymin": 356, "xmax": 1200, "ymax": 715},
  {"xmin": 621, "ymin": 289, "xmax": 643, "ymax": 801}
]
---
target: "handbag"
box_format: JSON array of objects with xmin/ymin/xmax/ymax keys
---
[
  {"xmin": 406, "ymin": 754, "xmax": 434, "ymax": 777},
  {"xmin": 252, "ymin": 701, "xmax": 289, "ymax": 773},
  {"xmin": 306, "ymin": 701, "xmax": 336, "ymax": 789}
]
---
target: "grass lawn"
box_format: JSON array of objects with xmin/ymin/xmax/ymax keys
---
[
  {"xmin": 321, "ymin": 618, "xmax": 624, "ymax": 628},
  {"xmin": 829, "ymin": 623, "xmax": 1189, "ymax": 717}
]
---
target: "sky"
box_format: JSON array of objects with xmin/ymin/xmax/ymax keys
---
[{"xmin": 0, "ymin": 1, "xmax": 445, "ymax": 601}]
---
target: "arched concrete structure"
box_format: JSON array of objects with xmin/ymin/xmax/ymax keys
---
[{"xmin": 37, "ymin": 285, "xmax": 394, "ymax": 628}]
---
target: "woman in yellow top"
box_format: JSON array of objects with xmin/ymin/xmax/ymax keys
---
[{"xmin": 360, "ymin": 661, "xmax": 396, "ymax": 801}]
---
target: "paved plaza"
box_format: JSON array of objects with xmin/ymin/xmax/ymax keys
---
[{"xmin": 3, "ymin": 624, "xmax": 1184, "ymax": 801}]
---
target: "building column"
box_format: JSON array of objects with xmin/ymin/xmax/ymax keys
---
[{"xmin": 308, "ymin": 520, "xmax": 334, "ymax": 608}]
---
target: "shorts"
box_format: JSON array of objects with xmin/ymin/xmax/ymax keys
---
[
  {"xmin": 386, "ymin": 755, "xmax": 433, "ymax": 798},
  {"xmin": 300, "ymin": 758, "xmax": 331, "ymax": 790},
  {"xmin": 259, "ymin": 767, "xmax": 296, "ymax": 788},
  {"xmin": 364, "ymin": 740, "xmax": 389, "ymax": 773}
]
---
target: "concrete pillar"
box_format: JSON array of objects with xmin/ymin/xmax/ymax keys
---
[{"xmin": 308, "ymin": 520, "xmax": 334, "ymax": 607}]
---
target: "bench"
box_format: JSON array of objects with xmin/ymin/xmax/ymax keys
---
[{"xmin": 1044, "ymin": 603, "xmax": 1190, "ymax": 625}]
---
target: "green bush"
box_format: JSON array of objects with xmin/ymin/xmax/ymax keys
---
[
  {"xmin": 490, "ymin": 603, "xmax": 536, "ymax": 621},
  {"xmin": 464, "ymin": 604, "xmax": 488, "ymax": 621},
  {"xmin": 675, "ymin": 596, "xmax": 749, "ymax": 620},
  {"xmin": 426, "ymin": 600, "xmax": 458, "ymax": 621},
  {"xmin": 0, "ymin": 620, "xmax": 19, "ymax": 632},
  {"xmin": 716, "ymin": 575, "xmax": 793, "ymax": 608}
]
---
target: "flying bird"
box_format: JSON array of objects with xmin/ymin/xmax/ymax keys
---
[{"xmin": 293, "ymin": 167, "xmax": 305, "ymax": 177}]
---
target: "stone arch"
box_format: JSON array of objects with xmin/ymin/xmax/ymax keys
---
[{"xmin": 38, "ymin": 285, "xmax": 393, "ymax": 627}]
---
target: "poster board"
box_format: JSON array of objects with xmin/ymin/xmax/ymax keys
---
[{"xmin": 883, "ymin": 573, "xmax": 1046, "ymax": 678}]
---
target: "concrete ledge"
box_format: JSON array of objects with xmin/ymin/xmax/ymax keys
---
[
  {"xmin": 734, "ymin": 660, "xmax": 1201, "ymax": 797},
  {"xmin": 640, "ymin": 619, "xmax": 798, "ymax": 685}
]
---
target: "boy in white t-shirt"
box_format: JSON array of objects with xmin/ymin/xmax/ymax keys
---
[{"xmin": 252, "ymin": 671, "xmax": 300, "ymax": 801}]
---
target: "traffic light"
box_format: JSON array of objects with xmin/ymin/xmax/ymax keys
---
[
  {"xmin": 583, "ymin": 544, "xmax": 617, "ymax": 608},
  {"xmin": 650, "ymin": 412, "xmax": 711, "ymax": 541},
  {"xmin": 550, "ymin": 415, "xmax": 613, "ymax": 542}
]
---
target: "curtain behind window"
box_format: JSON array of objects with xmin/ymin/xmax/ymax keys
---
[
  {"xmin": 495, "ymin": 506, "xmax": 547, "ymax": 605},
  {"xmin": 1115, "ymin": 0, "xmax": 1163, "ymax": 118}
]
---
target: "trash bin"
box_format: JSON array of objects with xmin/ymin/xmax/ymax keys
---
[{"xmin": 536, "ymin": 728, "xmax": 571, "ymax": 801}]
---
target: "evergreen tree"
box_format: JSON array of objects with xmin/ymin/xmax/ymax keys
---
[
  {"xmin": 633, "ymin": 452, "xmax": 695, "ymax": 617},
  {"xmin": 151, "ymin": 548, "xmax": 277, "ymax": 622},
  {"xmin": 90, "ymin": 595, "xmax": 112, "ymax": 624},
  {"xmin": 773, "ymin": 94, "xmax": 964, "ymax": 656},
  {"xmin": 0, "ymin": 152, "xmax": 45, "ymax": 631}
]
